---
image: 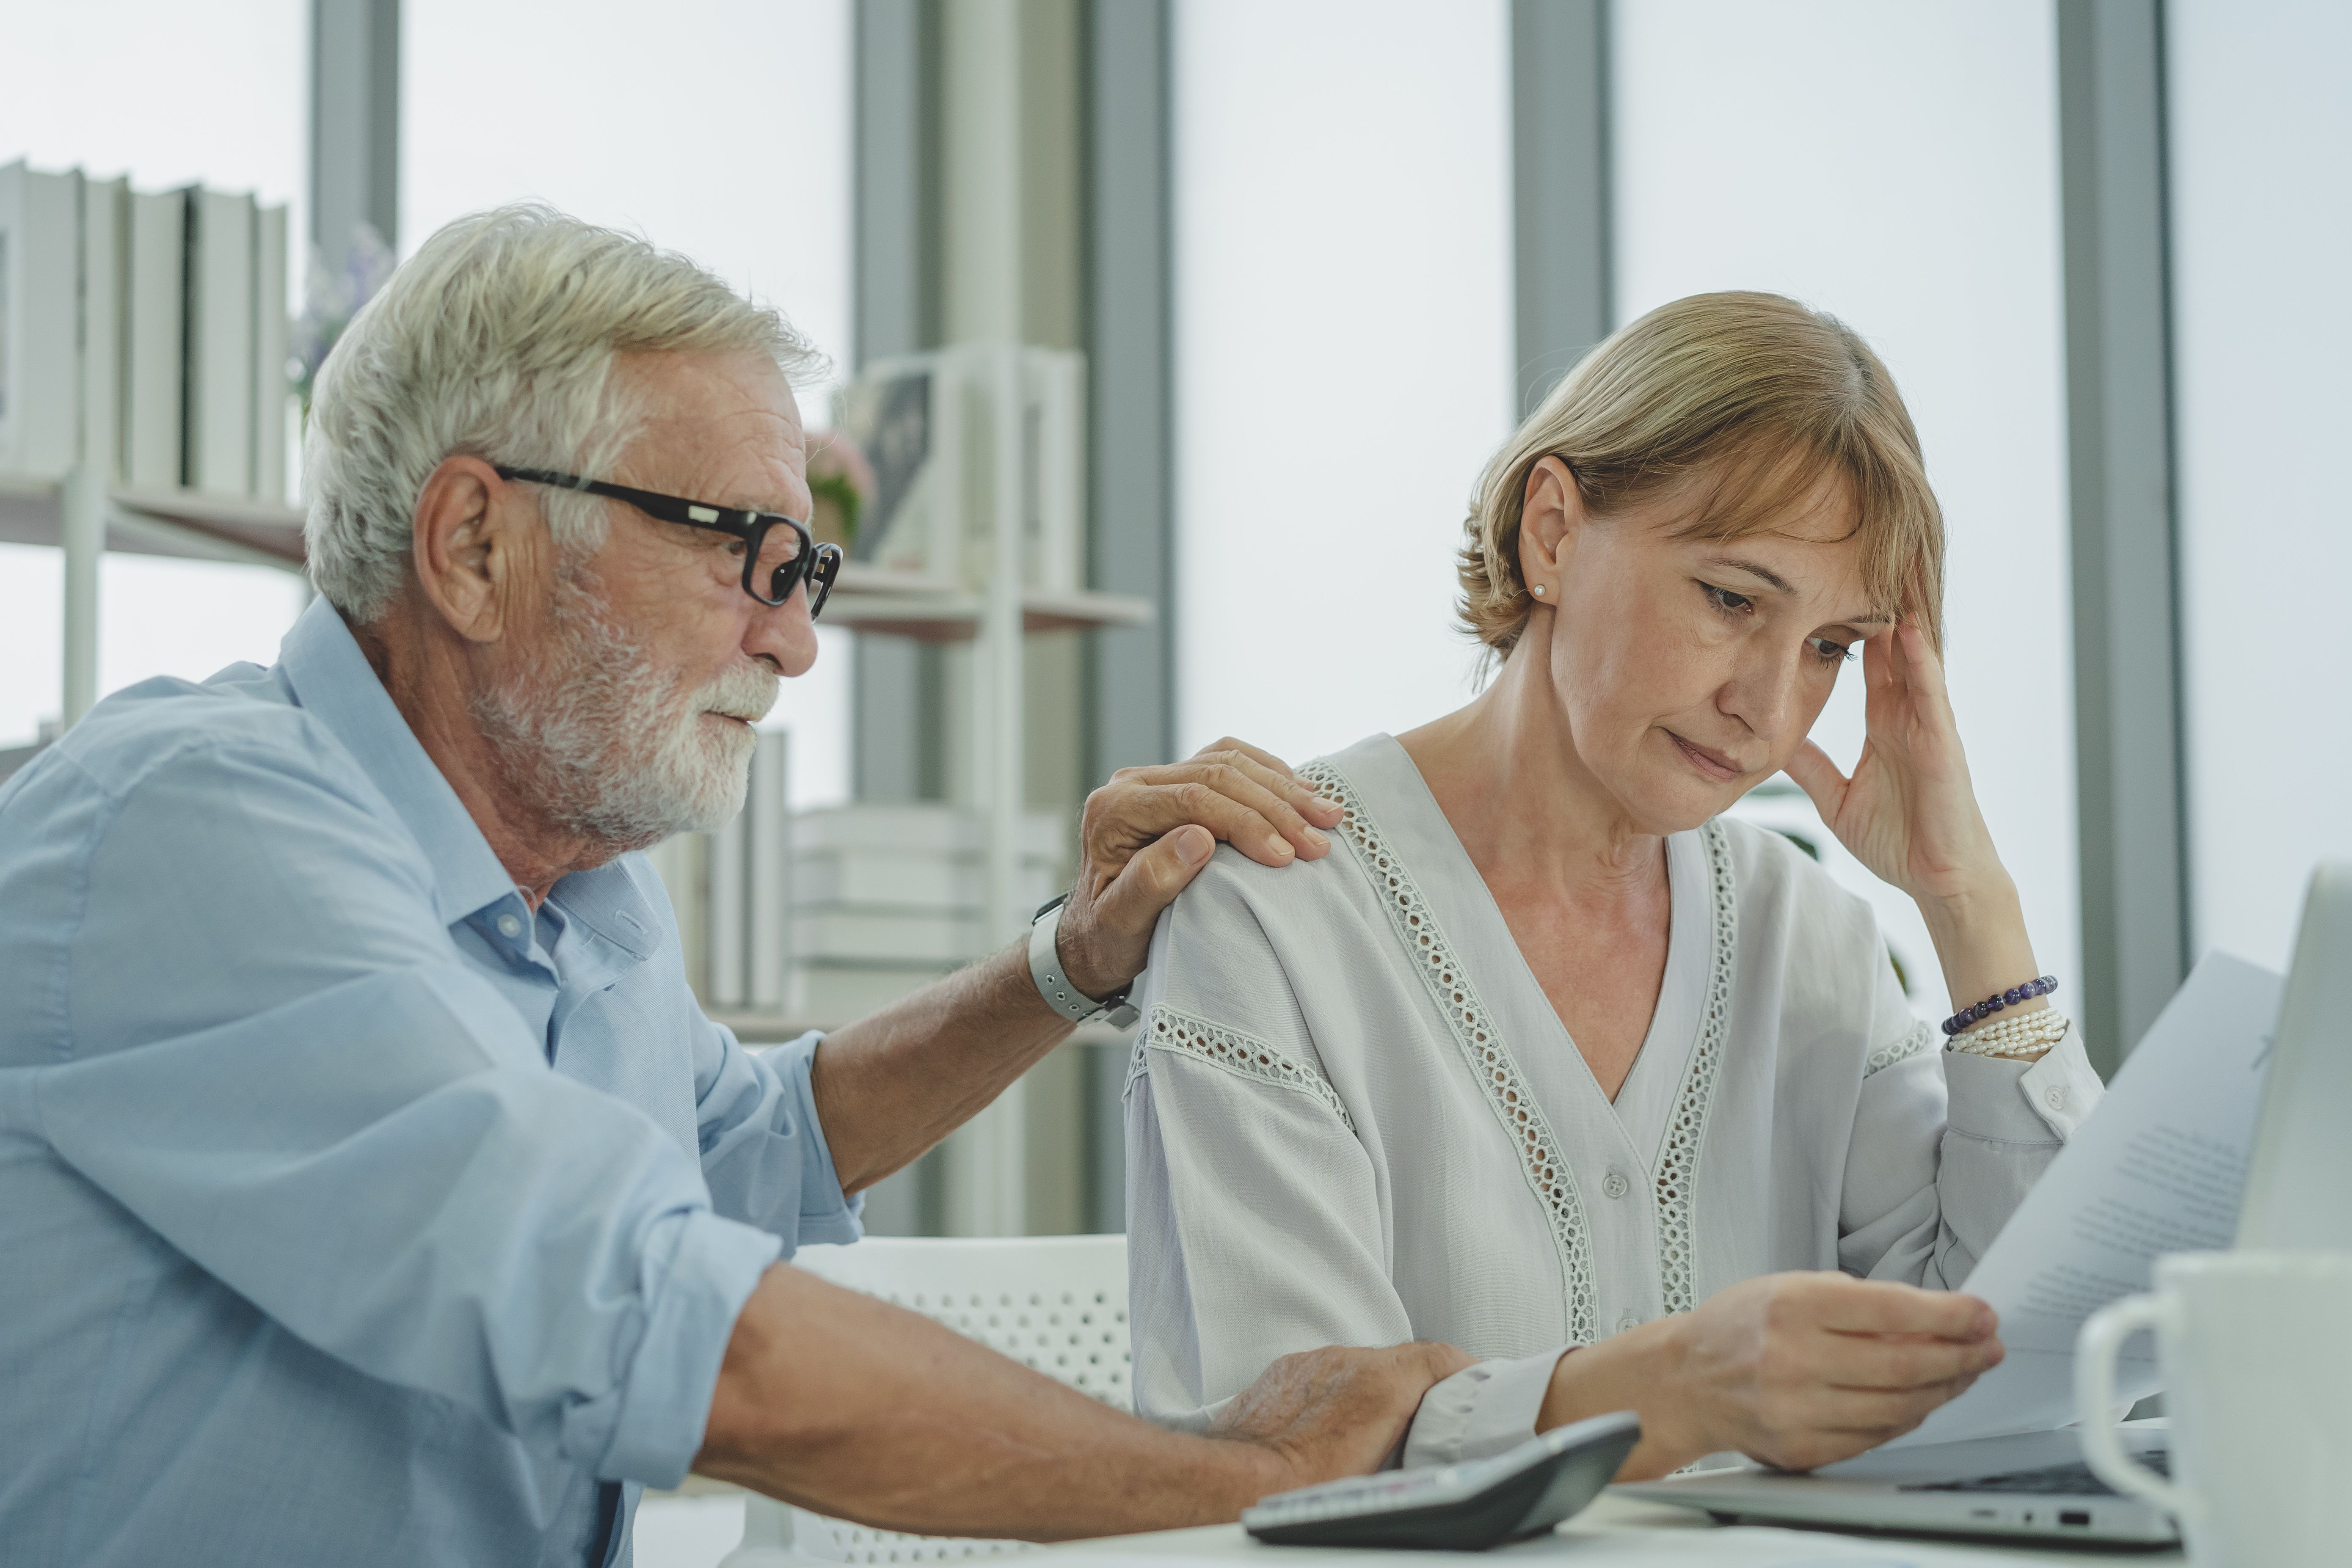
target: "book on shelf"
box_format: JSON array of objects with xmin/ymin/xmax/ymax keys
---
[
  {"xmin": 81, "ymin": 176, "xmax": 127, "ymax": 482},
  {"xmin": 838, "ymin": 344, "xmax": 1088, "ymax": 592},
  {"xmin": 186, "ymin": 187, "xmax": 256, "ymax": 496},
  {"xmin": 124, "ymin": 188, "xmax": 186, "ymax": 489},
  {"xmin": 251, "ymin": 204, "xmax": 288, "ymax": 502},
  {"xmin": 0, "ymin": 160, "xmax": 81, "ymax": 479}
]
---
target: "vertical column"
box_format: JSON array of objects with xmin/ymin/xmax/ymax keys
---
[
  {"xmin": 938, "ymin": 0, "xmax": 1085, "ymax": 1240},
  {"xmin": 1084, "ymin": 0, "xmax": 1175, "ymax": 779},
  {"xmin": 847, "ymin": 0, "xmax": 943, "ymax": 1239},
  {"xmin": 311, "ymin": 0, "xmax": 401, "ymax": 268},
  {"xmin": 1079, "ymin": 0, "xmax": 1173, "ymax": 1234},
  {"xmin": 852, "ymin": 0, "xmax": 943, "ymax": 805},
  {"xmin": 1511, "ymin": 0, "xmax": 1612, "ymax": 414},
  {"xmin": 2057, "ymin": 0, "xmax": 2188, "ymax": 1071}
]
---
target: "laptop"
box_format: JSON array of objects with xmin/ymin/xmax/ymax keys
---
[{"xmin": 1614, "ymin": 862, "xmax": 2352, "ymax": 1548}]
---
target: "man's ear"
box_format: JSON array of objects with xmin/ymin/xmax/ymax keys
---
[
  {"xmin": 1517, "ymin": 455, "xmax": 1587, "ymax": 592},
  {"xmin": 411, "ymin": 457, "xmax": 547, "ymax": 645}
]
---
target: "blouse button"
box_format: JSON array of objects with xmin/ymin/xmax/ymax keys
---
[
  {"xmin": 1616, "ymin": 1313, "xmax": 1641, "ymax": 1336},
  {"xmin": 1602, "ymin": 1169, "xmax": 1630, "ymax": 1200},
  {"xmin": 2044, "ymin": 1086, "xmax": 2066, "ymax": 1111},
  {"xmin": 496, "ymin": 912, "xmax": 524, "ymax": 939}
]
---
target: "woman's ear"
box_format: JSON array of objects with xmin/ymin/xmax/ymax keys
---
[{"xmin": 1517, "ymin": 456, "xmax": 1586, "ymax": 597}]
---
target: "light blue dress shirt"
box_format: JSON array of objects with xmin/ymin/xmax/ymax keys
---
[{"xmin": 0, "ymin": 597, "xmax": 860, "ymax": 1567}]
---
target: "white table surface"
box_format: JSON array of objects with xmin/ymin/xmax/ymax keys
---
[{"xmin": 1042, "ymin": 1490, "xmax": 2183, "ymax": 1568}]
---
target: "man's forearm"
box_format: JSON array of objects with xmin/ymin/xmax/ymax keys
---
[
  {"xmin": 810, "ymin": 943, "xmax": 1073, "ymax": 1193},
  {"xmin": 697, "ymin": 1264, "xmax": 1278, "ymax": 1538}
]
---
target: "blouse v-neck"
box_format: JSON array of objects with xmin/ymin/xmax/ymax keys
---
[{"xmin": 1353, "ymin": 733, "xmax": 1712, "ymax": 1171}]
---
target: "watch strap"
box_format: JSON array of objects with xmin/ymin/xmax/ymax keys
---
[{"xmin": 1027, "ymin": 898, "xmax": 1138, "ymax": 1028}]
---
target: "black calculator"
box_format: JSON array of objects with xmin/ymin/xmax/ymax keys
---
[{"xmin": 1240, "ymin": 1411, "xmax": 1642, "ymax": 1551}]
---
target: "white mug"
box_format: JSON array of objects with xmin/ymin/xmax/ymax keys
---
[{"xmin": 2076, "ymin": 1249, "xmax": 2352, "ymax": 1567}]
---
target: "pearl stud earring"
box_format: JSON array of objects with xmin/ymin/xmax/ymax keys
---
[{"xmin": 1531, "ymin": 584, "xmax": 1546, "ymax": 597}]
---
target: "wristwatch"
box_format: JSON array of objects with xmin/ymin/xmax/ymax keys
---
[{"xmin": 1027, "ymin": 894, "xmax": 1140, "ymax": 1029}]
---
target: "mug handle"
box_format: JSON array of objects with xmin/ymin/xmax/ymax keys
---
[{"xmin": 2075, "ymin": 1293, "xmax": 2189, "ymax": 1518}]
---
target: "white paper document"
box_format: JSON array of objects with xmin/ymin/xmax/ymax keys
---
[{"xmin": 1887, "ymin": 951, "xmax": 2283, "ymax": 1448}]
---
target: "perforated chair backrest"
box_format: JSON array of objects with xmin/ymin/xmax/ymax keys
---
[{"xmin": 721, "ymin": 1235, "xmax": 1130, "ymax": 1567}]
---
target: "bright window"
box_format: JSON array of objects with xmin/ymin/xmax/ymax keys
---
[
  {"xmin": 1614, "ymin": 0, "xmax": 2079, "ymax": 1016},
  {"xmin": 1173, "ymin": 0, "xmax": 1516, "ymax": 763},
  {"xmin": 2170, "ymin": 0, "xmax": 2352, "ymax": 969}
]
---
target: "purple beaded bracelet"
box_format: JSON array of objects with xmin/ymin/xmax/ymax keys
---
[{"xmin": 1943, "ymin": 975, "xmax": 2059, "ymax": 1037}]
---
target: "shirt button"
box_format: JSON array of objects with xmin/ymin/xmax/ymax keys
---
[
  {"xmin": 1602, "ymin": 1169, "xmax": 1630, "ymax": 1200},
  {"xmin": 497, "ymin": 913, "xmax": 524, "ymax": 939},
  {"xmin": 2044, "ymin": 1086, "xmax": 2066, "ymax": 1110},
  {"xmin": 1616, "ymin": 1314, "xmax": 1641, "ymax": 1336}
]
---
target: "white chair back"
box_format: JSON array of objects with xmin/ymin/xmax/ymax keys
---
[{"xmin": 720, "ymin": 1235, "xmax": 1131, "ymax": 1567}]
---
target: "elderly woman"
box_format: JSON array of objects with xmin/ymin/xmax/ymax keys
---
[{"xmin": 1125, "ymin": 292, "xmax": 2106, "ymax": 1480}]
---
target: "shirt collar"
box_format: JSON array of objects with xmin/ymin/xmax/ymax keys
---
[{"xmin": 275, "ymin": 596, "xmax": 533, "ymax": 929}]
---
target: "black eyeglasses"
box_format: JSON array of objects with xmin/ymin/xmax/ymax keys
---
[{"xmin": 494, "ymin": 466, "xmax": 843, "ymax": 619}]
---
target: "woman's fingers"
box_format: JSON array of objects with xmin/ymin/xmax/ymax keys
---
[
  {"xmin": 1816, "ymin": 1331, "xmax": 2003, "ymax": 1392},
  {"xmin": 1808, "ymin": 1377, "xmax": 1981, "ymax": 1436},
  {"xmin": 1894, "ymin": 621, "xmax": 1950, "ymax": 703},
  {"xmin": 1808, "ymin": 1279, "xmax": 1996, "ymax": 1340},
  {"xmin": 1863, "ymin": 625, "xmax": 1900, "ymax": 698},
  {"xmin": 1781, "ymin": 741, "xmax": 1849, "ymax": 822}
]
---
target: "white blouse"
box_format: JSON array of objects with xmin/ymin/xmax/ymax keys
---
[{"xmin": 1125, "ymin": 734, "xmax": 2105, "ymax": 1466}]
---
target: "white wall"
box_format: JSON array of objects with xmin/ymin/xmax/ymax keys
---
[
  {"xmin": 0, "ymin": 0, "xmax": 308, "ymax": 746},
  {"xmin": 2169, "ymin": 1, "xmax": 2352, "ymax": 972},
  {"xmin": 1613, "ymin": 0, "xmax": 2080, "ymax": 1017},
  {"xmin": 403, "ymin": 0, "xmax": 858, "ymax": 809},
  {"xmin": 1172, "ymin": 0, "xmax": 1515, "ymax": 763}
]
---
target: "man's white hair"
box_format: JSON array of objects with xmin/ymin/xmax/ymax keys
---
[{"xmin": 303, "ymin": 203, "xmax": 822, "ymax": 621}]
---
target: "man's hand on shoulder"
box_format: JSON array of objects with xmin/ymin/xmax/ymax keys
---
[{"xmin": 1055, "ymin": 739, "xmax": 1345, "ymax": 999}]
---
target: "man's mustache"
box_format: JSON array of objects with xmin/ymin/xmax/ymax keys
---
[{"xmin": 696, "ymin": 659, "xmax": 779, "ymax": 725}]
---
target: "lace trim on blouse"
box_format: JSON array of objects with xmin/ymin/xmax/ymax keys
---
[
  {"xmin": 1864, "ymin": 1019, "xmax": 1936, "ymax": 1079},
  {"xmin": 1136, "ymin": 1006, "xmax": 1357, "ymax": 1133},
  {"xmin": 1303, "ymin": 758, "xmax": 1600, "ymax": 1347},
  {"xmin": 1654, "ymin": 818, "xmax": 1738, "ymax": 1317}
]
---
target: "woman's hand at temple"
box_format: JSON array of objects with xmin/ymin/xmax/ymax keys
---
[
  {"xmin": 1536, "ymin": 1272, "xmax": 2004, "ymax": 1478},
  {"xmin": 1781, "ymin": 623, "xmax": 2044, "ymax": 1023}
]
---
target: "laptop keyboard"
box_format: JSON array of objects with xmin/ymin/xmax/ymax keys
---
[{"xmin": 1902, "ymin": 1452, "xmax": 2170, "ymax": 1497}]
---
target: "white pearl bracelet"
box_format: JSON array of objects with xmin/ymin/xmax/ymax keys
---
[{"xmin": 1947, "ymin": 1007, "xmax": 2070, "ymax": 1059}]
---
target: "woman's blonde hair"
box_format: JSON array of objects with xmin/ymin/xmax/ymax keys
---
[{"xmin": 1459, "ymin": 291, "xmax": 1944, "ymax": 657}]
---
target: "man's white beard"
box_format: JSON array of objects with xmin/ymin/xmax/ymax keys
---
[{"xmin": 472, "ymin": 564, "xmax": 780, "ymax": 855}]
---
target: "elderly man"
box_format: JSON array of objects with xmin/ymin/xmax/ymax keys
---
[{"xmin": 0, "ymin": 207, "xmax": 1464, "ymax": 1567}]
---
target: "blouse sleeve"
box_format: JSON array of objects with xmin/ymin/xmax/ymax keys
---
[
  {"xmin": 1125, "ymin": 852, "xmax": 1561, "ymax": 1466},
  {"xmin": 1837, "ymin": 940, "xmax": 2107, "ymax": 1289}
]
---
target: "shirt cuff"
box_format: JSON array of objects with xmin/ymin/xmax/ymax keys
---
[
  {"xmin": 1400, "ymin": 1348, "xmax": 1567, "ymax": 1469},
  {"xmin": 2016, "ymin": 1024, "xmax": 2103, "ymax": 1138},
  {"xmin": 587, "ymin": 1209, "xmax": 783, "ymax": 1488},
  {"xmin": 763, "ymin": 1033, "xmax": 865, "ymax": 1249},
  {"xmin": 1943, "ymin": 1020, "xmax": 2100, "ymax": 1145}
]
